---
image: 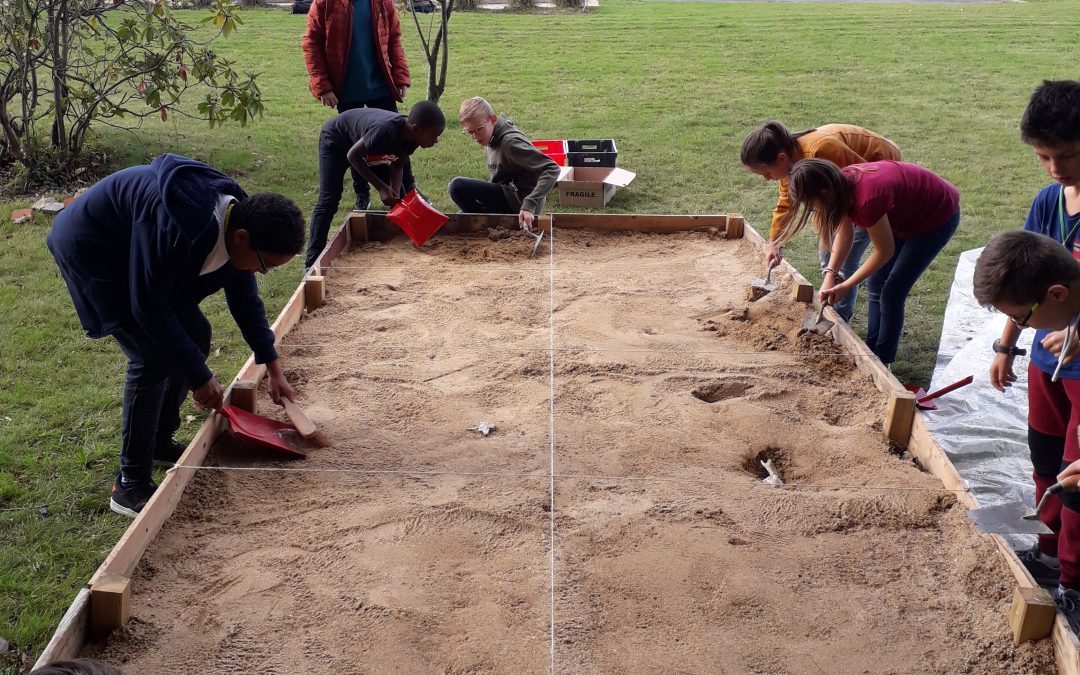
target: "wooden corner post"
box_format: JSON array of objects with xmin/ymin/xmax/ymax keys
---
[
  {"xmin": 349, "ymin": 213, "xmax": 369, "ymax": 245},
  {"xmin": 885, "ymin": 391, "xmax": 917, "ymax": 449},
  {"xmin": 229, "ymin": 380, "xmax": 258, "ymax": 413},
  {"xmin": 725, "ymin": 213, "xmax": 745, "ymax": 239},
  {"xmin": 89, "ymin": 575, "xmax": 130, "ymax": 637},
  {"xmin": 1010, "ymin": 586, "xmax": 1056, "ymax": 644},
  {"xmin": 305, "ymin": 275, "xmax": 325, "ymax": 313}
]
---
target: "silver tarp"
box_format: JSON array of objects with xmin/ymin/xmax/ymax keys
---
[{"xmin": 925, "ymin": 247, "xmax": 1035, "ymax": 514}]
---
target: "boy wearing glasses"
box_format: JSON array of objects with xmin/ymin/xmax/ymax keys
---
[
  {"xmin": 47, "ymin": 154, "xmax": 306, "ymax": 517},
  {"xmin": 305, "ymin": 100, "xmax": 445, "ymax": 269},
  {"xmin": 985, "ymin": 80, "xmax": 1080, "ymax": 594},
  {"xmin": 448, "ymin": 97, "xmax": 560, "ymax": 232},
  {"xmin": 975, "ymin": 229, "xmax": 1080, "ymax": 626}
]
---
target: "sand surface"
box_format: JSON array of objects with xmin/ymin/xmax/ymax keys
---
[{"xmin": 87, "ymin": 229, "xmax": 1054, "ymax": 673}]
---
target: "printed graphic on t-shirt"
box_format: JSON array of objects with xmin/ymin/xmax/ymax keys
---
[{"xmin": 366, "ymin": 154, "xmax": 397, "ymax": 166}]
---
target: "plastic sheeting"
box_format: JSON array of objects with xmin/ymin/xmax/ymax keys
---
[{"xmin": 926, "ymin": 247, "xmax": 1036, "ymax": 512}]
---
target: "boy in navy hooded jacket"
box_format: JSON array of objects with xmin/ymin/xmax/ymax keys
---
[{"xmin": 47, "ymin": 154, "xmax": 306, "ymax": 517}]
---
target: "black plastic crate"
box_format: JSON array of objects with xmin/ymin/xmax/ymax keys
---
[{"xmin": 566, "ymin": 139, "xmax": 618, "ymax": 168}]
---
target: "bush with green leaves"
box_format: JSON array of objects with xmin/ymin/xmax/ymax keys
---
[{"xmin": 0, "ymin": 0, "xmax": 263, "ymax": 183}]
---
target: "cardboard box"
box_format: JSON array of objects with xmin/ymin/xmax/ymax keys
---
[
  {"xmin": 555, "ymin": 166, "xmax": 636, "ymax": 208},
  {"xmin": 566, "ymin": 139, "xmax": 617, "ymax": 167}
]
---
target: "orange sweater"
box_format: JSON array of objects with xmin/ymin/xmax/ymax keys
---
[{"xmin": 769, "ymin": 124, "xmax": 901, "ymax": 241}]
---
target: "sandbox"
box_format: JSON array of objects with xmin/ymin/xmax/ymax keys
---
[{"xmin": 36, "ymin": 214, "xmax": 1072, "ymax": 672}]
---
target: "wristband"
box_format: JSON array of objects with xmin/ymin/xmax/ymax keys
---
[{"xmin": 992, "ymin": 339, "xmax": 1027, "ymax": 357}]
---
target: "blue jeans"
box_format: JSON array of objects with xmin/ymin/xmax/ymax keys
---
[
  {"xmin": 110, "ymin": 301, "xmax": 211, "ymax": 482},
  {"xmin": 818, "ymin": 226, "xmax": 871, "ymax": 323},
  {"xmin": 865, "ymin": 209, "xmax": 960, "ymax": 364}
]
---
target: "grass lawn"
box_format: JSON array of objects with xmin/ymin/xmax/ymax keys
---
[{"xmin": 2, "ymin": 0, "xmax": 1079, "ymax": 668}]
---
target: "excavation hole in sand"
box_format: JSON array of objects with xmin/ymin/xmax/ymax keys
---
[
  {"xmin": 691, "ymin": 377, "xmax": 753, "ymax": 403},
  {"xmin": 741, "ymin": 446, "xmax": 788, "ymax": 481}
]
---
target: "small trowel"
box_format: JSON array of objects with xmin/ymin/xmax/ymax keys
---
[
  {"xmin": 525, "ymin": 228, "xmax": 545, "ymax": 258},
  {"xmin": 750, "ymin": 260, "xmax": 778, "ymax": 301},
  {"xmin": 798, "ymin": 297, "xmax": 834, "ymax": 337}
]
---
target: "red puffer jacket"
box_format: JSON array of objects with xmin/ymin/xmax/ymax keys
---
[{"xmin": 302, "ymin": 0, "xmax": 411, "ymax": 102}]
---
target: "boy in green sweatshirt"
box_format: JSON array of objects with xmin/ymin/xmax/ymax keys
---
[{"xmin": 449, "ymin": 97, "xmax": 560, "ymax": 232}]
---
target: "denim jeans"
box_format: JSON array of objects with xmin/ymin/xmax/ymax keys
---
[
  {"xmin": 818, "ymin": 226, "xmax": 871, "ymax": 323},
  {"xmin": 865, "ymin": 209, "xmax": 960, "ymax": 364},
  {"xmin": 305, "ymin": 129, "xmax": 410, "ymax": 269},
  {"xmin": 110, "ymin": 301, "xmax": 211, "ymax": 482},
  {"xmin": 337, "ymin": 97, "xmax": 416, "ymax": 209},
  {"xmin": 448, "ymin": 177, "xmax": 514, "ymax": 214}
]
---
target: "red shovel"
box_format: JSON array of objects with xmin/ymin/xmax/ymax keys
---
[
  {"xmin": 387, "ymin": 189, "xmax": 449, "ymax": 248},
  {"xmin": 219, "ymin": 405, "xmax": 307, "ymax": 458},
  {"xmin": 904, "ymin": 375, "xmax": 974, "ymax": 411}
]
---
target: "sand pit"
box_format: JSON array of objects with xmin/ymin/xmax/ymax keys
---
[{"xmin": 86, "ymin": 229, "xmax": 1055, "ymax": 673}]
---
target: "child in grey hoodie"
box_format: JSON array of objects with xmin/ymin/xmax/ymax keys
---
[{"xmin": 449, "ymin": 97, "xmax": 560, "ymax": 232}]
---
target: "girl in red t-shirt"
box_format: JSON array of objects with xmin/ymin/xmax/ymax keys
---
[{"xmin": 781, "ymin": 158, "xmax": 960, "ymax": 366}]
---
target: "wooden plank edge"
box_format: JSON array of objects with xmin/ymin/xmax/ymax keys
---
[
  {"xmin": 1056, "ymin": 614, "xmax": 1080, "ymax": 675},
  {"xmin": 31, "ymin": 588, "xmax": 89, "ymax": 668},
  {"xmin": 551, "ymin": 212, "xmax": 729, "ymax": 233}
]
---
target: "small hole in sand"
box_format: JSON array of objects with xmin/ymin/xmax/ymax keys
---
[
  {"xmin": 691, "ymin": 378, "xmax": 753, "ymax": 403},
  {"xmin": 741, "ymin": 446, "xmax": 788, "ymax": 480}
]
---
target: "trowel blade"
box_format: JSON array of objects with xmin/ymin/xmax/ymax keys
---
[
  {"xmin": 528, "ymin": 230, "xmax": 545, "ymax": 258},
  {"xmin": 967, "ymin": 501, "xmax": 1052, "ymax": 535}
]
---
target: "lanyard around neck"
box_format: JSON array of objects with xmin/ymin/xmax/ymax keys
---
[{"xmin": 1060, "ymin": 185, "xmax": 1080, "ymax": 246}]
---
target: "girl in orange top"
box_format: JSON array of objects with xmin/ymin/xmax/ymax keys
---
[{"xmin": 741, "ymin": 121, "xmax": 901, "ymax": 322}]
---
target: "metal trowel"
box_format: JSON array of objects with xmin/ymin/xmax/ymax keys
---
[
  {"xmin": 968, "ymin": 500, "xmax": 1053, "ymax": 535},
  {"xmin": 968, "ymin": 477, "xmax": 1080, "ymax": 534},
  {"xmin": 526, "ymin": 228, "xmax": 545, "ymax": 258},
  {"xmin": 798, "ymin": 297, "xmax": 834, "ymax": 336},
  {"xmin": 750, "ymin": 260, "xmax": 778, "ymax": 301}
]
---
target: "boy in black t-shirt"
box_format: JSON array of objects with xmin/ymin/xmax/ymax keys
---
[{"xmin": 305, "ymin": 100, "xmax": 445, "ymax": 269}]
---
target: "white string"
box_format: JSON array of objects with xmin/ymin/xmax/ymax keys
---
[
  {"xmin": 274, "ymin": 343, "xmax": 873, "ymax": 360},
  {"xmin": 547, "ymin": 223, "xmax": 557, "ymax": 674}
]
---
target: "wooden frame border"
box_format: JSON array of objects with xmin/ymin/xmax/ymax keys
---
[{"xmin": 36, "ymin": 211, "xmax": 1075, "ymax": 672}]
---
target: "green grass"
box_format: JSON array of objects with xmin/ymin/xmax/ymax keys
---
[{"xmin": 2, "ymin": 0, "xmax": 1079, "ymax": 668}]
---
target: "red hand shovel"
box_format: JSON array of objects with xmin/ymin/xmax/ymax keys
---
[{"xmin": 219, "ymin": 405, "xmax": 307, "ymax": 458}]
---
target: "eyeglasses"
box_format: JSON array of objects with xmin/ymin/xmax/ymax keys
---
[
  {"xmin": 462, "ymin": 122, "xmax": 488, "ymax": 137},
  {"xmin": 1010, "ymin": 299, "xmax": 1041, "ymax": 328},
  {"xmin": 252, "ymin": 243, "xmax": 268, "ymax": 274}
]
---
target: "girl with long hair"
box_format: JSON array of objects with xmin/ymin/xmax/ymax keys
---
[{"xmin": 784, "ymin": 158, "xmax": 960, "ymax": 366}]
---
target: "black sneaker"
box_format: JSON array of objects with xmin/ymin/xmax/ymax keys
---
[
  {"xmin": 1058, "ymin": 587, "xmax": 1080, "ymax": 634},
  {"xmin": 110, "ymin": 475, "xmax": 159, "ymax": 518},
  {"xmin": 153, "ymin": 438, "xmax": 185, "ymax": 465},
  {"xmin": 353, "ymin": 198, "xmax": 370, "ymax": 211},
  {"xmin": 1017, "ymin": 544, "xmax": 1061, "ymax": 585}
]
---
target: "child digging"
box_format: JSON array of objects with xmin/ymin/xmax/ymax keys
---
[
  {"xmin": 47, "ymin": 154, "xmax": 305, "ymax": 517},
  {"xmin": 974, "ymin": 229, "xmax": 1080, "ymax": 629},
  {"xmin": 448, "ymin": 97, "xmax": 560, "ymax": 233},
  {"xmin": 981, "ymin": 79, "xmax": 1080, "ymax": 609},
  {"xmin": 305, "ymin": 100, "xmax": 445, "ymax": 269},
  {"xmin": 740, "ymin": 121, "xmax": 901, "ymax": 323},
  {"xmin": 783, "ymin": 158, "xmax": 959, "ymax": 369}
]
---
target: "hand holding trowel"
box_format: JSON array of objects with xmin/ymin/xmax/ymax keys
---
[
  {"xmin": 750, "ymin": 259, "xmax": 779, "ymax": 301},
  {"xmin": 520, "ymin": 210, "xmax": 545, "ymax": 258},
  {"xmin": 968, "ymin": 472, "xmax": 1080, "ymax": 535}
]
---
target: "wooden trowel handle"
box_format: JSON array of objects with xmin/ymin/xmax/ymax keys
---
[{"xmin": 282, "ymin": 399, "xmax": 318, "ymax": 438}]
